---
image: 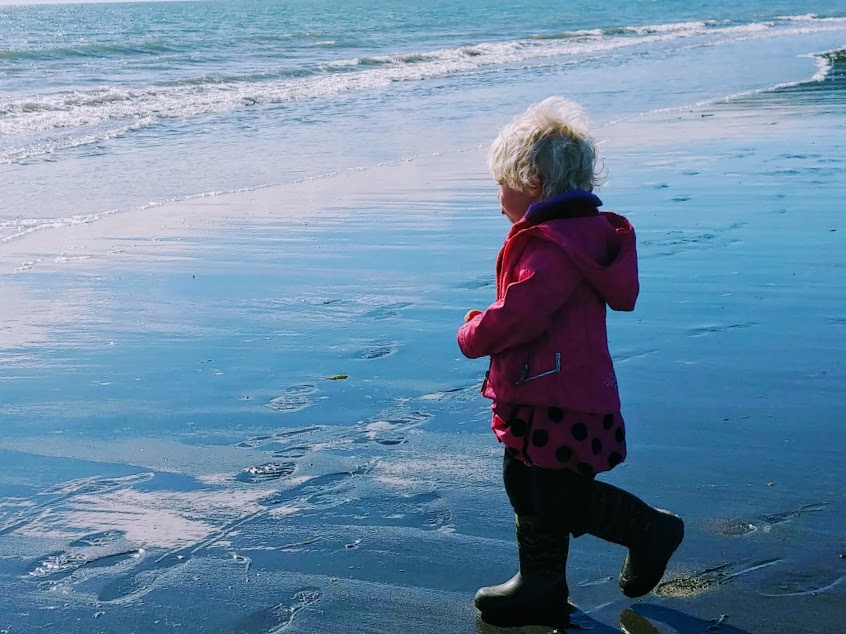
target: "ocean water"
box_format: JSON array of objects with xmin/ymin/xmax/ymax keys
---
[{"xmin": 2, "ymin": 0, "xmax": 846, "ymax": 241}]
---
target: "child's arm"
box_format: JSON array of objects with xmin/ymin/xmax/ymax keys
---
[{"xmin": 457, "ymin": 239, "xmax": 580, "ymax": 359}]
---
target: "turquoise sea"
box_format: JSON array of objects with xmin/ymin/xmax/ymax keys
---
[
  {"xmin": 2, "ymin": 0, "xmax": 846, "ymax": 238},
  {"xmin": 1, "ymin": 1, "xmax": 845, "ymax": 633}
]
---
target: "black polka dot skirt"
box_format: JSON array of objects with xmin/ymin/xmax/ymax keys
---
[{"xmin": 491, "ymin": 402, "xmax": 627, "ymax": 475}]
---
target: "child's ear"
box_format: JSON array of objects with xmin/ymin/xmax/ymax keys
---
[{"xmin": 527, "ymin": 177, "xmax": 543, "ymax": 198}]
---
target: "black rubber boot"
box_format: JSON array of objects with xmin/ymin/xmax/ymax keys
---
[
  {"xmin": 587, "ymin": 481, "xmax": 684, "ymax": 598},
  {"xmin": 474, "ymin": 515, "xmax": 571, "ymax": 628}
]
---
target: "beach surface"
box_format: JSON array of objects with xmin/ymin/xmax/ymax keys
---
[
  {"xmin": 3, "ymin": 88, "xmax": 846, "ymax": 633},
  {"xmin": 2, "ymin": 3, "xmax": 846, "ymax": 633}
]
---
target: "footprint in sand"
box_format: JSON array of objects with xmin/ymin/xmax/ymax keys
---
[
  {"xmin": 96, "ymin": 473, "xmax": 343, "ymax": 605},
  {"xmin": 355, "ymin": 409, "xmax": 433, "ymax": 446},
  {"xmin": 419, "ymin": 383, "xmax": 481, "ymax": 408},
  {"xmin": 655, "ymin": 558, "xmax": 782, "ymax": 598},
  {"xmin": 226, "ymin": 588, "xmax": 321, "ymax": 633},
  {"xmin": 358, "ymin": 340, "xmax": 399, "ymax": 360},
  {"xmin": 363, "ymin": 302, "xmax": 413, "ymax": 320},
  {"xmin": 97, "ymin": 549, "xmax": 189, "ymax": 603},
  {"xmin": 69, "ymin": 530, "xmax": 126, "ymax": 548},
  {"xmin": 403, "ymin": 491, "xmax": 453, "ymax": 529},
  {"xmin": 272, "ymin": 445, "xmax": 310, "ymax": 459},
  {"xmin": 710, "ymin": 518, "xmax": 759, "ymax": 537},
  {"xmin": 357, "ymin": 420, "xmax": 409, "ymax": 446},
  {"xmin": 235, "ymin": 434, "xmax": 273, "ymax": 448},
  {"xmin": 259, "ymin": 466, "xmax": 372, "ymax": 510},
  {"xmin": 266, "ymin": 384, "xmax": 318, "ymax": 412},
  {"xmin": 237, "ymin": 462, "xmax": 297, "ymax": 484},
  {"xmin": 236, "ymin": 428, "xmax": 323, "ymax": 461},
  {"xmin": 326, "ymin": 490, "xmax": 453, "ymax": 531},
  {"xmin": 711, "ymin": 502, "xmax": 828, "ymax": 536},
  {"xmin": 27, "ymin": 535, "xmax": 142, "ymax": 584},
  {"xmin": 236, "ymin": 426, "xmax": 324, "ymax": 449},
  {"xmin": 91, "ymin": 466, "xmax": 365, "ymax": 605},
  {"xmin": 759, "ymin": 502, "xmax": 828, "ymax": 526},
  {"xmin": 397, "ymin": 494, "xmax": 451, "ymax": 529},
  {"xmin": 641, "ymin": 222, "xmax": 746, "ymax": 257}
]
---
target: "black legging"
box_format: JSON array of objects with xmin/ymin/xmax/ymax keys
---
[{"xmin": 502, "ymin": 448, "xmax": 595, "ymax": 536}]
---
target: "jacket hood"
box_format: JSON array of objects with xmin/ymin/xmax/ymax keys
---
[{"xmin": 509, "ymin": 190, "xmax": 639, "ymax": 311}]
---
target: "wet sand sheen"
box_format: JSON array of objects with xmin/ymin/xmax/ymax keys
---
[{"xmin": 1, "ymin": 76, "xmax": 846, "ymax": 632}]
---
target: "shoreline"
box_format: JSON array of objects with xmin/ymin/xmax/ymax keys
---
[
  {"xmin": 4, "ymin": 39, "xmax": 845, "ymax": 256},
  {"xmin": 2, "ymin": 58, "xmax": 846, "ymax": 633}
]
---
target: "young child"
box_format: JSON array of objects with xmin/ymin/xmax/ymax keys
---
[{"xmin": 457, "ymin": 97, "xmax": 684, "ymax": 629}]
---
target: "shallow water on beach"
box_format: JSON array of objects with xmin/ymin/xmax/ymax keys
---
[
  {"xmin": 2, "ymin": 2, "xmax": 846, "ymax": 633},
  {"xmin": 2, "ymin": 0, "xmax": 846, "ymax": 239}
]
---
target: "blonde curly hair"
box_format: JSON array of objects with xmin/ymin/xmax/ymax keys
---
[{"xmin": 488, "ymin": 97, "xmax": 604, "ymax": 199}]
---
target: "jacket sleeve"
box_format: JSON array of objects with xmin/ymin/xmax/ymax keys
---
[{"xmin": 457, "ymin": 239, "xmax": 581, "ymax": 359}]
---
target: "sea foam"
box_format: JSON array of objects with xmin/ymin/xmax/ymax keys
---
[{"xmin": 2, "ymin": 14, "xmax": 845, "ymax": 167}]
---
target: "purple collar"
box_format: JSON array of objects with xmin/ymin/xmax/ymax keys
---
[{"xmin": 522, "ymin": 190, "xmax": 602, "ymax": 227}]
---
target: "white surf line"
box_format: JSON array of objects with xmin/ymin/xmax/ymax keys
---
[
  {"xmin": 602, "ymin": 43, "xmax": 846, "ymax": 130},
  {"xmin": 0, "ymin": 19, "xmax": 761, "ymax": 137},
  {"xmin": 0, "ymin": 118, "xmax": 154, "ymax": 166},
  {"xmin": 4, "ymin": 15, "xmax": 843, "ymax": 163},
  {"xmin": 4, "ymin": 37, "xmax": 843, "ymax": 252}
]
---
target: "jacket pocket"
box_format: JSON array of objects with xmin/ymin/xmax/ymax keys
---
[{"xmin": 514, "ymin": 352, "xmax": 561, "ymax": 385}]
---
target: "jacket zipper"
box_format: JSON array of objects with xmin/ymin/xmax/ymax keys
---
[
  {"xmin": 480, "ymin": 364, "xmax": 491, "ymax": 394},
  {"xmin": 514, "ymin": 353, "xmax": 561, "ymax": 385}
]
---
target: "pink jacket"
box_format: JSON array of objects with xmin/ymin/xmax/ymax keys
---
[{"xmin": 457, "ymin": 191, "xmax": 639, "ymax": 413}]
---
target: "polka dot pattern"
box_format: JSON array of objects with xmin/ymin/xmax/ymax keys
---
[
  {"xmin": 571, "ymin": 423, "xmax": 588, "ymax": 441},
  {"xmin": 491, "ymin": 404, "xmax": 627, "ymax": 474},
  {"xmin": 508, "ymin": 418, "xmax": 527, "ymax": 437},
  {"xmin": 555, "ymin": 445, "xmax": 572, "ymax": 463}
]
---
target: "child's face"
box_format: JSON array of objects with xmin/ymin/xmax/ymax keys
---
[{"xmin": 498, "ymin": 182, "xmax": 542, "ymax": 224}]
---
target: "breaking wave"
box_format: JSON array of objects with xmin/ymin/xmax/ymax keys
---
[{"xmin": 2, "ymin": 14, "xmax": 845, "ymax": 165}]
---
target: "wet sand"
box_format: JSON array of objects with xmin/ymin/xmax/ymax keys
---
[{"xmin": 1, "ymin": 76, "xmax": 845, "ymax": 633}]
